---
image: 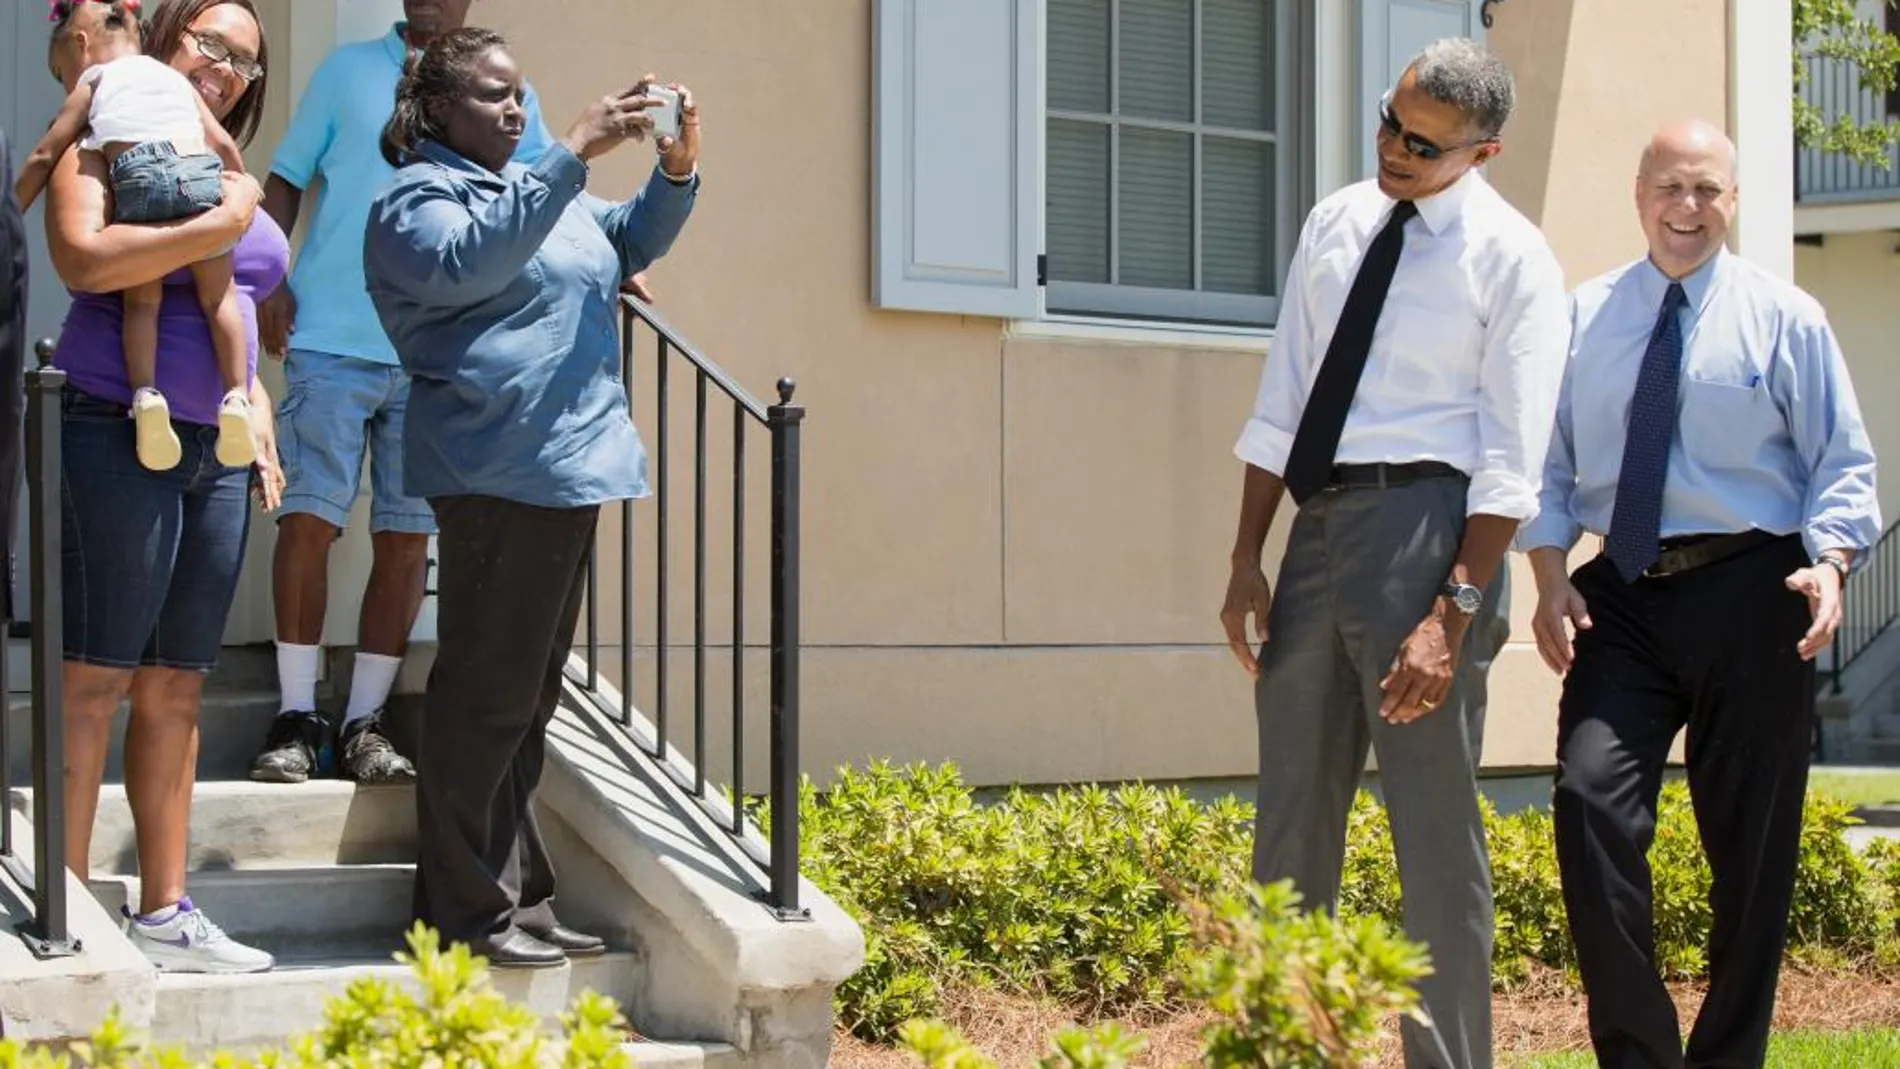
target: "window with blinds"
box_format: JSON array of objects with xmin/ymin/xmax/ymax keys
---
[{"xmin": 1046, "ymin": 0, "xmax": 1284, "ymax": 326}]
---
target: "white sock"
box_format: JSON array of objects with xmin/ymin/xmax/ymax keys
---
[
  {"xmin": 136, "ymin": 900, "xmax": 182, "ymax": 924},
  {"xmin": 276, "ymin": 641, "xmax": 321, "ymax": 714},
  {"xmin": 344, "ymin": 652, "xmax": 404, "ymax": 727}
]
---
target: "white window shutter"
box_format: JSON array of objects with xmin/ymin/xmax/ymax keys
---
[
  {"xmin": 873, "ymin": 0, "xmax": 1040, "ymax": 318},
  {"xmin": 1356, "ymin": 0, "xmax": 1487, "ymax": 180}
]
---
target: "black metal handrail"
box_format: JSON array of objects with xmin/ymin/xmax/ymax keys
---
[
  {"xmin": 0, "ymin": 342, "xmax": 77, "ymax": 957},
  {"xmin": 1828, "ymin": 518, "xmax": 1900, "ymax": 694},
  {"xmin": 566, "ymin": 296, "xmax": 806, "ymax": 920}
]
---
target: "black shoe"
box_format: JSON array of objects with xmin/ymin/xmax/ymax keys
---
[
  {"xmin": 249, "ymin": 711, "xmax": 333, "ymax": 783},
  {"xmin": 521, "ymin": 923, "xmax": 605, "ymax": 957},
  {"xmin": 340, "ymin": 713, "xmax": 416, "ymax": 785},
  {"xmin": 471, "ymin": 930, "xmax": 566, "ymax": 969}
]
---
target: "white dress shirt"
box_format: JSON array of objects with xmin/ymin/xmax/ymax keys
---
[
  {"xmin": 1518, "ymin": 250, "xmax": 1880, "ymax": 561},
  {"xmin": 1234, "ymin": 170, "xmax": 1570, "ymax": 519}
]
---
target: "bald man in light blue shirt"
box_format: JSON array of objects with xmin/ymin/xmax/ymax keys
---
[{"xmin": 1519, "ymin": 120, "xmax": 1878, "ymax": 1069}]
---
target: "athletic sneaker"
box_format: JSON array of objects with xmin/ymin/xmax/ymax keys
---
[
  {"xmin": 124, "ymin": 896, "xmax": 273, "ymax": 974},
  {"xmin": 340, "ymin": 713, "xmax": 415, "ymax": 784},
  {"xmin": 250, "ymin": 710, "xmax": 335, "ymax": 783},
  {"xmin": 131, "ymin": 387, "xmax": 182, "ymax": 471},
  {"xmin": 214, "ymin": 388, "xmax": 256, "ymax": 468}
]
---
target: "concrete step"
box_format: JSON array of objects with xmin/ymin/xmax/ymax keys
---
[
  {"xmin": 149, "ymin": 951, "xmax": 652, "ymax": 1052},
  {"xmin": 5, "ymin": 689, "xmax": 285, "ymax": 785},
  {"xmin": 89, "ymin": 863, "xmax": 417, "ymax": 962},
  {"xmin": 10, "ymin": 780, "xmax": 417, "ymax": 873},
  {"xmin": 616, "ymin": 1041, "xmax": 741, "ymax": 1069},
  {"xmin": 1863, "ymin": 737, "xmax": 1900, "ymax": 763}
]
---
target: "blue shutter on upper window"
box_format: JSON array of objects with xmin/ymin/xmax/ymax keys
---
[{"xmin": 872, "ymin": 0, "xmax": 1040, "ymax": 318}]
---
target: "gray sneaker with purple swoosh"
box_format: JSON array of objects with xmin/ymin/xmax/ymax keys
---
[{"xmin": 123, "ymin": 895, "xmax": 273, "ymax": 974}]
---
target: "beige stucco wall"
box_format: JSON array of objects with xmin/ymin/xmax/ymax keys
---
[
  {"xmin": 1796, "ymin": 233, "xmax": 1900, "ymax": 529},
  {"xmin": 224, "ymin": 0, "xmax": 1735, "ymax": 787}
]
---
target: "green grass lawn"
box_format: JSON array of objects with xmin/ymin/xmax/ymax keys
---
[
  {"xmin": 1513, "ymin": 1029, "xmax": 1900, "ymax": 1068},
  {"xmin": 1810, "ymin": 768, "xmax": 1900, "ymax": 809}
]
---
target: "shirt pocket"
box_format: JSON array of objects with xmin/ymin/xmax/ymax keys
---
[{"xmin": 1677, "ymin": 376, "xmax": 1776, "ymax": 471}]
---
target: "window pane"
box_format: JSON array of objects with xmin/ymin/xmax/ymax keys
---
[
  {"xmin": 1119, "ymin": 0, "xmax": 1193, "ymax": 123},
  {"xmin": 1203, "ymin": 0, "xmax": 1273, "ymax": 131},
  {"xmin": 1119, "ymin": 128, "xmax": 1192, "ymax": 290},
  {"xmin": 1049, "ymin": 0, "xmax": 1110, "ymax": 113},
  {"xmin": 1047, "ymin": 120, "xmax": 1111, "ymax": 284},
  {"xmin": 1202, "ymin": 137, "xmax": 1274, "ymax": 295}
]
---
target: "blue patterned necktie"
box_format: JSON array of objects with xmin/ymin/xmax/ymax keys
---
[{"xmin": 1605, "ymin": 282, "xmax": 1689, "ymax": 582}]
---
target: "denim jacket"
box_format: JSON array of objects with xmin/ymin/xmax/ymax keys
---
[{"xmin": 364, "ymin": 140, "xmax": 697, "ymax": 507}]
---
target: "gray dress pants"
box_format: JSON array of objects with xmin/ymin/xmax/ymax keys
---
[{"xmin": 1251, "ymin": 472, "xmax": 1508, "ymax": 1069}]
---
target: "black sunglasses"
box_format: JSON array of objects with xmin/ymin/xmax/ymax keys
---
[{"xmin": 1378, "ymin": 92, "xmax": 1493, "ymax": 161}]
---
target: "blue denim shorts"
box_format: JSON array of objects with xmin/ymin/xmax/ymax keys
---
[
  {"xmin": 277, "ymin": 351, "xmax": 436, "ymax": 535},
  {"xmin": 60, "ymin": 389, "xmax": 252, "ymax": 671},
  {"xmin": 109, "ymin": 141, "xmax": 223, "ymax": 225}
]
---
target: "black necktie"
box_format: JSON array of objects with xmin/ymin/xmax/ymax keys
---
[
  {"xmin": 1604, "ymin": 283, "xmax": 1689, "ymax": 582},
  {"xmin": 1281, "ymin": 199, "xmax": 1419, "ymax": 505}
]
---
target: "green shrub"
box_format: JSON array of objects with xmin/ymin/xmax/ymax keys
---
[
  {"xmin": 800, "ymin": 762, "xmax": 1900, "ymax": 1044},
  {"xmin": 1182, "ymin": 881, "xmax": 1429, "ymax": 1069},
  {"xmin": 804, "ymin": 761, "xmax": 1253, "ymax": 1038},
  {"xmin": 0, "ymin": 926, "xmax": 630, "ymax": 1069},
  {"xmin": 1483, "ymin": 797, "xmax": 1572, "ymax": 985},
  {"xmin": 1788, "ymin": 793, "xmax": 1888, "ymax": 954},
  {"xmin": 896, "ymin": 881, "xmax": 1426, "ymax": 1069},
  {"xmin": 898, "ymin": 1019, "xmax": 1146, "ymax": 1069}
]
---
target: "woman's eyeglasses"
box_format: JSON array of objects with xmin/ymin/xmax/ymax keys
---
[
  {"xmin": 186, "ymin": 30, "xmax": 263, "ymax": 82},
  {"xmin": 1378, "ymin": 91, "xmax": 1493, "ymax": 161}
]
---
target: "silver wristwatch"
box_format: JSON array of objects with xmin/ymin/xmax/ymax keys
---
[{"xmin": 1441, "ymin": 581, "xmax": 1483, "ymax": 616}]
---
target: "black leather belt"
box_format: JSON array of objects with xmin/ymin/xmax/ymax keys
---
[
  {"xmin": 1325, "ymin": 461, "xmax": 1466, "ymax": 492},
  {"xmin": 1643, "ymin": 529, "xmax": 1787, "ymax": 578}
]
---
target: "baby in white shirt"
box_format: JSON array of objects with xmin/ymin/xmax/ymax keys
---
[{"xmin": 15, "ymin": 0, "xmax": 256, "ymax": 472}]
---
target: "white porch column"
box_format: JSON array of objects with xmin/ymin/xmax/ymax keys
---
[
  {"xmin": 223, "ymin": 0, "xmax": 432, "ymax": 651},
  {"xmin": 1729, "ymin": 0, "xmax": 1794, "ymax": 280}
]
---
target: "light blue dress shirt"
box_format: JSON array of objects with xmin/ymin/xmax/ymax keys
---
[
  {"xmin": 362, "ymin": 141, "xmax": 697, "ymax": 508},
  {"xmin": 269, "ymin": 24, "xmax": 555, "ymax": 366},
  {"xmin": 1519, "ymin": 249, "xmax": 1880, "ymax": 563}
]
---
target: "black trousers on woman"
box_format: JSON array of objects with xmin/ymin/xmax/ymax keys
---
[
  {"xmin": 1552, "ymin": 535, "xmax": 1816, "ymax": 1069},
  {"xmin": 411, "ymin": 494, "xmax": 600, "ymax": 946}
]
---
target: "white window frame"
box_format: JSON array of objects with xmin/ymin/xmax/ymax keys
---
[{"xmin": 1039, "ymin": 0, "xmax": 1304, "ymax": 329}]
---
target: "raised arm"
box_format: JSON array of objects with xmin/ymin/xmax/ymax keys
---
[
  {"xmin": 13, "ymin": 83, "xmax": 96, "ymax": 213},
  {"xmin": 44, "ymin": 143, "xmax": 258, "ymax": 294}
]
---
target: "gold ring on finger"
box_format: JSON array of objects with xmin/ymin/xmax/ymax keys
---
[{"xmin": 1418, "ymin": 698, "xmax": 1438, "ymax": 711}]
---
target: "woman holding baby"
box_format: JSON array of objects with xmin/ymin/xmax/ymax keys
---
[{"xmin": 40, "ymin": 0, "xmax": 285, "ymax": 973}]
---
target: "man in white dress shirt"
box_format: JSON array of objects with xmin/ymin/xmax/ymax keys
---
[{"xmin": 1219, "ymin": 38, "xmax": 1569, "ymax": 1069}]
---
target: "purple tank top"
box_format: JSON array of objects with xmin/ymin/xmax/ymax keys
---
[{"xmin": 54, "ymin": 211, "xmax": 291, "ymax": 426}]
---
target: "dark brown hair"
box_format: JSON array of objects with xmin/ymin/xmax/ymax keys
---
[
  {"xmin": 47, "ymin": 1, "xmax": 141, "ymax": 78},
  {"xmin": 139, "ymin": 0, "xmax": 269, "ymax": 148},
  {"xmin": 381, "ymin": 27, "xmax": 508, "ymax": 167}
]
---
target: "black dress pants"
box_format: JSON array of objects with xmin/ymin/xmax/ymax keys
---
[
  {"xmin": 411, "ymin": 494, "xmax": 600, "ymax": 946},
  {"xmin": 1552, "ymin": 536, "xmax": 1815, "ymax": 1069}
]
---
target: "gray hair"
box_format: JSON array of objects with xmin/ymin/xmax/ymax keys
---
[{"xmin": 1407, "ymin": 38, "xmax": 1515, "ymax": 138}]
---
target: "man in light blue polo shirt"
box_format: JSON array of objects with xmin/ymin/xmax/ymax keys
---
[{"xmin": 247, "ymin": 0, "xmax": 555, "ymax": 786}]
